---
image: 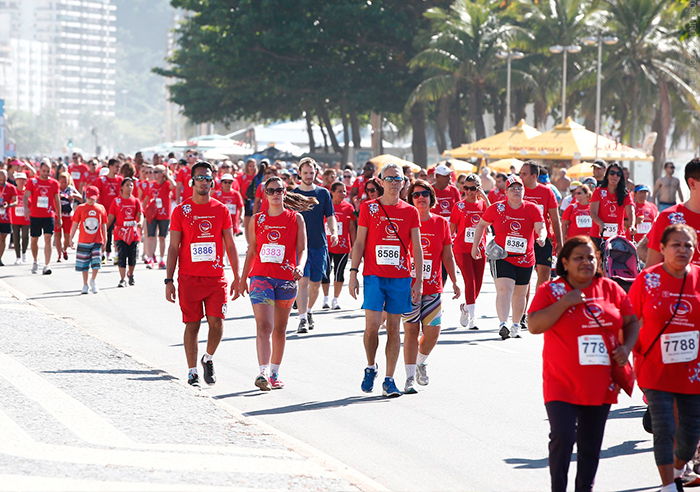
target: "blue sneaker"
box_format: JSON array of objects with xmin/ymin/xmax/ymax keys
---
[
  {"xmin": 361, "ymin": 365, "xmax": 378, "ymax": 393},
  {"xmin": 382, "ymin": 377, "xmax": 402, "ymax": 398}
]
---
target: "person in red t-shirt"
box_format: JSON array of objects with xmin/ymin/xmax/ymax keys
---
[
  {"xmin": 166, "ymin": 161, "xmax": 240, "ymax": 388},
  {"xmin": 253, "ymin": 167, "xmax": 277, "ymax": 215},
  {"xmin": 487, "ymin": 173, "xmax": 508, "ymax": 204},
  {"xmin": 431, "ymin": 165, "xmax": 461, "ymax": 219},
  {"xmin": 350, "ymin": 161, "xmax": 377, "ymax": 209},
  {"xmin": 629, "ymin": 224, "xmax": 700, "ymax": 491},
  {"xmin": 145, "ymin": 165, "xmax": 177, "ymax": 269},
  {"xmin": 401, "ymin": 180, "xmax": 460, "ymax": 394},
  {"xmin": 450, "ymin": 173, "xmax": 490, "ymax": 329},
  {"xmin": 68, "ymin": 153, "xmax": 90, "ymax": 193},
  {"xmin": 237, "ymin": 176, "xmax": 314, "ymax": 391},
  {"xmin": 108, "ymin": 178, "xmax": 143, "ymax": 287},
  {"xmin": 349, "ymin": 163, "xmax": 423, "ymax": 398},
  {"xmin": 94, "ymin": 158, "xmax": 124, "ymax": 261},
  {"xmin": 213, "ymin": 173, "xmax": 244, "ymax": 235},
  {"xmin": 9, "ymin": 172, "xmax": 30, "ymax": 264},
  {"xmin": 175, "ymin": 149, "xmax": 198, "ymax": 205},
  {"xmin": 24, "ymin": 159, "xmax": 61, "ymax": 275},
  {"xmin": 627, "ymin": 184, "xmax": 658, "ymax": 243},
  {"xmin": 562, "ymin": 184, "xmax": 593, "ymax": 240},
  {"xmin": 237, "ymin": 157, "xmax": 258, "ymax": 243},
  {"xmin": 70, "ymin": 186, "xmax": 108, "ymax": 294},
  {"xmin": 0, "ymin": 169, "xmax": 18, "ymax": 266},
  {"xmin": 528, "ymin": 236, "xmax": 639, "ymax": 492},
  {"xmin": 472, "ymin": 176, "xmax": 546, "ymax": 340},
  {"xmin": 321, "ymin": 182, "xmax": 357, "ymax": 310},
  {"xmin": 590, "ymin": 162, "xmax": 635, "ymax": 251}
]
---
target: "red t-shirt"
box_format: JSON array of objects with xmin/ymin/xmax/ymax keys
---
[
  {"xmin": 482, "ymin": 200, "xmax": 544, "ymax": 267},
  {"xmin": 85, "ymin": 170, "xmax": 99, "ymax": 188},
  {"xmin": 629, "ymin": 200, "xmax": 658, "ymax": 243},
  {"xmin": 413, "ymin": 214, "xmax": 451, "ymax": 295},
  {"xmin": 25, "ymin": 177, "xmax": 60, "ymax": 218},
  {"xmin": 68, "ymin": 163, "xmax": 90, "ymax": 191},
  {"xmin": 524, "ymin": 183, "xmax": 558, "ymax": 242},
  {"xmin": 236, "ymin": 172, "xmax": 256, "ymax": 199},
  {"xmin": 450, "ymin": 199, "xmax": 488, "ymax": 254},
  {"xmin": 109, "ymin": 196, "xmax": 143, "ymax": 243},
  {"xmin": 0, "ymin": 182, "xmax": 18, "ymax": 224},
  {"xmin": 169, "ymin": 198, "xmax": 233, "ymax": 278},
  {"xmin": 176, "ymin": 167, "xmax": 194, "ymax": 202},
  {"xmin": 213, "ymin": 189, "xmax": 244, "ymax": 234},
  {"xmin": 137, "ymin": 180, "xmax": 153, "ymax": 201},
  {"xmin": 630, "ymin": 264, "xmax": 700, "ymax": 394},
  {"xmin": 148, "ymin": 181, "xmax": 173, "ymax": 220},
  {"xmin": 590, "ymin": 187, "xmax": 632, "ymax": 239},
  {"xmin": 255, "ymin": 183, "xmax": 270, "ymax": 213},
  {"xmin": 327, "ymin": 200, "xmax": 355, "ymax": 254},
  {"xmin": 10, "ymin": 188, "xmax": 29, "ymax": 226},
  {"xmin": 431, "ymin": 185, "xmax": 461, "ymax": 218},
  {"xmin": 487, "ymin": 187, "xmax": 506, "ymax": 204},
  {"xmin": 358, "ymin": 199, "xmax": 420, "ymax": 278},
  {"xmin": 215, "ymin": 176, "xmax": 240, "ymax": 192},
  {"xmin": 72, "ymin": 203, "xmax": 107, "ymax": 244},
  {"xmin": 250, "ymin": 208, "xmax": 299, "ymax": 281},
  {"xmin": 562, "ymin": 202, "xmax": 593, "ymax": 239},
  {"xmin": 94, "ymin": 175, "xmax": 124, "ymax": 215},
  {"xmin": 351, "ymin": 175, "xmax": 369, "ymax": 196},
  {"xmin": 529, "ymin": 276, "xmax": 634, "ymax": 405},
  {"xmin": 647, "ymin": 204, "xmax": 700, "ymax": 266}
]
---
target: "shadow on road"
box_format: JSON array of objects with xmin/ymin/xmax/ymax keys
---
[
  {"xmin": 238, "ymin": 395, "xmax": 388, "ymax": 415},
  {"xmin": 42, "ymin": 368, "xmax": 175, "ymax": 381},
  {"xmin": 505, "ymin": 440, "xmax": 651, "ymax": 470},
  {"xmin": 213, "ymin": 389, "xmax": 269, "ymax": 399},
  {"xmin": 608, "ymin": 405, "xmax": 647, "ymax": 420}
]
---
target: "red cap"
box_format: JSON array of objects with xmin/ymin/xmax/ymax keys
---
[
  {"xmin": 506, "ymin": 176, "xmax": 523, "ymax": 188},
  {"xmin": 85, "ymin": 186, "xmax": 100, "ymax": 198}
]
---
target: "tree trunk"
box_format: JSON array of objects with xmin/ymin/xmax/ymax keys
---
[
  {"xmin": 651, "ymin": 78, "xmax": 671, "ymax": 183},
  {"xmin": 448, "ymin": 92, "xmax": 465, "ymax": 147},
  {"xmin": 629, "ymin": 82, "xmax": 639, "ymax": 147},
  {"xmin": 350, "ymin": 109, "xmax": 362, "ymax": 148},
  {"xmin": 490, "ymin": 87, "xmax": 504, "ymax": 134},
  {"xmin": 410, "ymin": 102, "xmax": 428, "ymax": 167},
  {"xmin": 316, "ymin": 104, "xmax": 342, "ymax": 154},
  {"xmin": 434, "ymin": 97, "xmax": 449, "ymax": 154},
  {"xmin": 473, "ymin": 85, "xmax": 486, "ymax": 141},
  {"xmin": 340, "ymin": 103, "xmax": 350, "ymax": 165},
  {"xmin": 305, "ymin": 109, "xmax": 315, "ymax": 152},
  {"xmin": 317, "ymin": 115, "xmax": 329, "ymax": 153}
]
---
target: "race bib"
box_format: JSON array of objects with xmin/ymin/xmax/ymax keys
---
[
  {"xmin": 155, "ymin": 198, "xmax": 163, "ymax": 209},
  {"xmin": 661, "ymin": 331, "xmax": 699, "ymax": 364},
  {"xmin": 325, "ymin": 222, "xmax": 343, "ymax": 236},
  {"xmin": 577, "ymin": 335, "xmax": 610, "ymax": 366},
  {"xmin": 537, "ymin": 204, "xmax": 544, "ymax": 214},
  {"xmin": 15, "ymin": 206, "xmax": 24, "ymax": 217},
  {"xmin": 464, "ymin": 227, "xmax": 476, "ymax": 243},
  {"xmin": 576, "ymin": 215, "xmax": 592, "ymax": 229},
  {"xmin": 190, "ymin": 242, "xmax": 216, "ymax": 263},
  {"xmin": 123, "ymin": 220, "xmax": 137, "ymax": 227},
  {"xmin": 602, "ymin": 223, "xmax": 618, "ymax": 238},
  {"xmin": 505, "ymin": 235, "xmax": 526, "ymax": 254},
  {"xmin": 638, "ymin": 222, "xmax": 651, "ymax": 234},
  {"xmin": 411, "ymin": 259, "xmax": 432, "ymax": 278},
  {"xmin": 226, "ymin": 203, "xmax": 237, "ymax": 215},
  {"xmin": 375, "ymin": 245, "xmax": 400, "ymax": 266},
  {"xmin": 71, "ymin": 171, "xmax": 81, "ymax": 181},
  {"xmin": 37, "ymin": 196, "xmax": 49, "ymax": 209},
  {"xmin": 260, "ymin": 243, "xmax": 285, "ymax": 264}
]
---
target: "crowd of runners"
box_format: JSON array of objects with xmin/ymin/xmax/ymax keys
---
[{"xmin": 1, "ymin": 150, "xmax": 700, "ymax": 491}]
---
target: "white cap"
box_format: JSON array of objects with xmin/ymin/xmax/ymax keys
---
[
  {"xmin": 99, "ymin": 167, "xmax": 109, "ymax": 176},
  {"xmin": 435, "ymin": 164, "xmax": 452, "ymax": 176},
  {"xmin": 168, "ymin": 158, "xmax": 178, "ymax": 165},
  {"xmin": 220, "ymin": 173, "xmax": 234, "ymax": 181},
  {"xmin": 14, "ymin": 172, "xmax": 27, "ymax": 180}
]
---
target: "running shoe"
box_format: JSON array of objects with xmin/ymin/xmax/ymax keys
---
[
  {"xmin": 510, "ymin": 323, "xmax": 522, "ymax": 339},
  {"xmin": 269, "ymin": 372, "xmax": 285, "ymax": 389},
  {"xmin": 118, "ymin": 279, "xmax": 126, "ymax": 288},
  {"xmin": 63, "ymin": 251, "xmax": 68, "ymax": 261},
  {"xmin": 42, "ymin": 266, "xmax": 52, "ymax": 275},
  {"xmin": 331, "ymin": 299, "xmax": 341, "ymax": 310},
  {"xmin": 297, "ymin": 318, "xmax": 308, "ymax": 334},
  {"xmin": 520, "ymin": 313, "xmax": 528, "ymax": 331},
  {"xmin": 322, "ymin": 301, "xmax": 330, "ymax": 309},
  {"xmin": 682, "ymin": 466, "xmax": 700, "ymax": 487},
  {"xmin": 81, "ymin": 285, "xmax": 89, "ymax": 295},
  {"xmin": 404, "ymin": 376, "xmax": 418, "ymax": 394},
  {"xmin": 676, "ymin": 477, "xmax": 685, "ymax": 491},
  {"xmin": 101, "ymin": 255, "xmax": 106, "ymax": 265},
  {"xmin": 200, "ymin": 356, "xmax": 216, "ymax": 385},
  {"xmin": 90, "ymin": 279, "xmax": 99, "ymax": 294},
  {"xmin": 22, "ymin": 254, "xmax": 27, "ymax": 263},
  {"xmin": 307, "ymin": 312, "xmax": 315, "ymax": 330},
  {"xmin": 361, "ymin": 365, "xmax": 378, "ymax": 393},
  {"xmin": 255, "ymin": 373, "xmax": 271, "ymax": 391},
  {"xmin": 56, "ymin": 257, "xmax": 61, "ymax": 263},
  {"xmin": 158, "ymin": 260, "xmax": 166, "ymax": 270},
  {"xmin": 128, "ymin": 274, "xmax": 135, "ymax": 286},
  {"xmin": 188, "ymin": 373, "xmax": 201, "ymax": 387},
  {"xmin": 31, "ymin": 261, "xmax": 38, "ymax": 274},
  {"xmin": 459, "ymin": 303, "xmax": 470, "ymax": 327},
  {"xmin": 416, "ymin": 363, "xmax": 429, "ymax": 386},
  {"xmin": 382, "ymin": 377, "xmax": 402, "ymax": 398},
  {"xmin": 146, "ymin": 259, "xmax": 154, "ymax": 270},
  {"xmin": 14, "ymin": 258, "xmax": 21, "ymax": 265},
  {"xmin": 468, "ymin": 316, "xmax": 479, "ymax": 330},
  {"xmin": 499, "ymin": 322, "xmax": 510, "ymax": 340},
  {"xmin": 112, "ymin": 255, "xmax": 119, "ymax": 265}
]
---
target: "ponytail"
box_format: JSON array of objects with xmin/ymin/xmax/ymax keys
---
[{"xmin": 264, "ymin": 176, "xmax": 318, "ymax": 212}]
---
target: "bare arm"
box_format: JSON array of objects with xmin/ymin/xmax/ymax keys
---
[
  {"xmin": 548, "ymin": 207, "xmax": 562, "ymax": 253},
  {"xmin": 442, "ymin": 244, "xmax": 461, "ymax": 299},
  {"xmin": 54, "ymin": 194, "xmax": 62, "ymax": 226},
  {"xmin": 677, "ymin": 178, "xmax": 684, "ymax": 202},
  {"xmin": 652, "ymin": 178, "xmax": 662, "ymax": 203},
  {"xmin": 165, "ymin": 230, "xmax": 181, "ymax": 302},
  {"xmin": 326, "ymin": 215, "xmax": 338, "ymax": 247},
  {"xmin": 612, "ymin": 314, "xmax": 640, "ymax": 366},
  {"xmin": 348, "ymin": 225, "xmax": 368, "ymax": 300},
  {"xmin": 561, "ymin": 220, "xmax": 570, "ymax": 241},
  {"xmin": 589, "ymin": 200, "xmax": 604, "ymax": 230},
  {"xmin": 410, "ymin": 227, "xmax": 423, "ymax": 303},
  {"xmin": 23, "ymin": 190, "xmax": 30, "ymax": 217},
  {"xmin": 349, "ymin": 219, "xmax": 357, "ymax": 245},
  {"xmin": 625, "ymin": 204, "xmax": 636, "ymax": 235},
  {"xmin": 529, "ymin": 289, "xmax": 586, "ymax": 334},
  {"xmin": 471, "ymin": 219, "xmax": 490, "ymax": 259},
  {"xmin": 222, "ymin": 227, "xmax": 240, "ymax": 298},
  {"xmin": 295, "ymin": 215, "xmax": 308, "ymax": 275},
  {"xmin": 237, "ymin": 219, "xmax": 258, "ymax": 298},
  {"xmin": 646, "ymin": 247, "xmax": 663, "ymax": 267}
]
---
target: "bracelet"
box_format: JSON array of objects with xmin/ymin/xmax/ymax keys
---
[{"xmin": 349, "ymin": 268, "xmax": 359, "ymax": 273}]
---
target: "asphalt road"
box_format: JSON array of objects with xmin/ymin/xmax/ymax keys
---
[{"xmin": 0, "ymin": 238, "xmax": 661, "ymax": 492}]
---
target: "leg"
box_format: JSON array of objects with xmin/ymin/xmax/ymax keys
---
[
  {"xmin": 403, "ymin": 321, "xmax": 420, "ymax": 365},
  {"xmin": 646, "ymin": 389, "xmax": 679, "ymax": 486},
  {"xmin": 205, "ymin": 315, "xmax": 224, "ymax": 357},
  {"xmin": 158, "ymin": 236, "xmax": 166, "ymax": 259},
  {"xmin": 512, "ymin": 284, "xmax": 529, "ymax": 324},
  {"xmin": 82, "ymin": 270, "xmax": 88, "ymax": 285},
  {"xmin": 183, "ymin": 321, "xmax": 202, "ymax": 369},
  {"xmin": 54, "ymin": 229, "xmax": 62, "ymax": 259},
  {"xmin": 494, "ymin": 277, "xmax": 515, "ymax": 323},
  {"xmin": 322, "ymin": 282, "xmax": 330, "ymax": 297},
  {"xmin": 363, "ymin": 309, "xmax": 383, "ymax": 366},
  {"xmin": 21, "ymin": 225, "xmax": 29, "ymax": 255},
  {"xmin": 307, "ymin": 280, "xmax": 321, "ymax": 312},
  {"xmin": 419, "ymin": 325, "xmax": 441, "ymax": 356},
  {"xmin": 574, "ymin": 404, "xmax": 611, "ymax": 492},
  {"xmin": 473, "ymin": 256, "xmax": 486, "ymax": 299},
  {"xmin": 536, "ymin": 264, "xmax": 551, "ymax": 289},
  {"xmin": 31, "ymin": 236, "xmax": 39, "ymax": 261},
  {"xmin": 297, "ymin": 276, "xmax": 310, "ymax": 314},
  {"xmin": 333, "ymin": 280, "xmax": 343, "ymax": 299},
  {"xmin": 43, "ymin": 233, "xmax": 52, "ymax": 265},
  {"xmin": 90, "ymin": 267, "xmax": 99, "ymax": 281},
  {"xmin": 243, "ymin": 215, "xmax": 251, "ymax": 243},
  {"xmin": 545, "ymin": 401, "xmax": 578, "ymax": 492},
  {"xmin": 0, "ymin": 233, "xmax": 6, "ymax": 261},
  {"xmin": 384, "ymin": 312, "xmax": 402, "ymax": 377},
  {"xmin": 271, "ymin": 304, "xmax": 293, "ymax": 365},
  {"xmin": 672, "ymin": 394, "xmax": 700, "ymax": 479},
  {"xmin": 12, "ymin": 225, "xmax": 20, "ymax": 258}
]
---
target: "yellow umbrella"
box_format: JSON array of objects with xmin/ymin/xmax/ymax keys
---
[
  {"xmin": 566, "ymin": 162, "xmax": 595, "ymax": 180},
  {"xmin": 369, "ymin": 154, "xmax": 421, "ymax": 173},
  {"xmin": 488, "ymin": 158, "xmax": 524, "ymax": 174},
  {"xmin": 444, "ymin": 120, "xmax": 541, "ymax": 159},
  {"xmin": 428, "ymin": 159, "xmax": 476, "ymax": 176}
]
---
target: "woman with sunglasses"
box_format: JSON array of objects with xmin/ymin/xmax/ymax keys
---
[
  {"xmin": 402, "ymin": 179, "xmax": 460, "ymax": 393},
  {"xmin": 562, "ymin": 184, "xmax": 593, "ymax": 241},
  {"xmin": 237, "ymin": 176, "xmax": 317, "ymax": 391},
  {"xmin": 354, "ymin": 177, "xmax": 383, "ymax": 213},
  {"xmin": 450, "ymin": 173, "xmax": 489, "ymax": 329},
  {"xmin": 589, "ymin": 163, "xmax": 635, "ymax": 250},
  {"xmin": 253, "ymin": 167, "xmax": 278, "ymax": 215}
]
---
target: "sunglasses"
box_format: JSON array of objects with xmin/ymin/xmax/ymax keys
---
[
  {"xmin": 186, "ymin": 153, "xmax": 198, "ymax": 158},
  {"xmin": 265, "ymin": 187, "xmax": 285, "ymax": 196},
  {"xmin": 411, "ymin": 191, "xmax": 431, "ymax": 198},
  {"xmin": 343, "ymin": 175, "xmax": 352, "ymax": 179},
  {"xmin": 608, "ymin": 171, "xmax": 622, "ymax": 177},
  {"xmin": 382, "ymin": 176, "xmax": 403, "ymax": 183},
  {"xmin": 193, "ymin": 175, "xmax": 213, "ymax": 183},
  {"xmin": 221, "ymin": 180, "xmax": 233, "ymax": 184},
  {"xmin": 366, "ymin": 187, "xmax": 378, "ymax": 193},
  {"xmin": 463, "ymin": 186, "xmax": 478, "ymax": 191}
]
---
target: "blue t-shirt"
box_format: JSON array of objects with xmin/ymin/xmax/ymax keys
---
[{"xmin": 294, "ymin": 186, "xmax": 334, "ymax": 249}]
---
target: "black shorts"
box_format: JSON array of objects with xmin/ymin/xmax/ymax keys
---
[
  {"xmin": 322, "ymin": 252, "xmax": 349, "ymax": 284},
  {"xmin": 490, "ymin": 259, "xmax": 533, "ymax": 286},
  {"xmin": 0, "ymin": 223, "xmax": 10, "ymax": 234},
  {"xmin": 147, "ymin": 219, "xmax": 170, "ymax": 237},
  {"xmin": 116, "ymin": 240, "xmax": 138, "ymax": 268},
  {"xmin": 30, "ymin": 217, "xmax": 55, "ymax": 237},
  {"xmin": 244, "ymin": 199, "xmax": 254, "ymax": 217},
  {"xmin": 534, "ymin": 238, "xmax": 553, "ymax": 267}
]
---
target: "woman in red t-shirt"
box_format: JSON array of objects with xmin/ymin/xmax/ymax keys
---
[
  {"xmin": 237, "ymin": 176, "xmax": 315, "ymax": 392},
  {"xmin": 589, "ymin": 163, "xmax": 635, "ymax": 250},
  {"xmin": 629, "ymin": 224, "xmax": 700, "ymax": 492},
  {"xmin": 562, "ymin": 184, "xmax": 593, "ymax": 240},
  {"xmin": 529, "ymin": 236, "xmax": 639, "ymax": 492}
]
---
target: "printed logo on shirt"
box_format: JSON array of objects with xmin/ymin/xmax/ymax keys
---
[
  {"xmin": 88, "ymin": 210, "xmax": 96, "ymax": 216},
  {"xmin": 199, "ymin": 220, "xmax": 212, "ymax": 234},
  {"xmin": 672, "ymin": 299, "xmax": 693, "ymax": 317},
  {"xmin": 440, "ymin": 199, "xmax": 450, "ymax": 210},
  {"xmin": 471, "ymin": 215, "xmax": 481, "ymax": 225},
  {"xmin": 510, "ymin": 221, "xmax": 522, "ymax": 232},
  {"xmin": 421, "ymin": 236, "xmax": 430, "ymax": 250},
  {"xmin": 582, "ymin": 302, "xmax": 604, "ymax": 322},
  {"xmin": 608, "ymin": 204, "xmax": 617, "ymax": 216},
  {"xmin": 182, "ymin": 204, "xmax": 192, "ymax": 215},
  {"xmin": 385, "ymin": 224, "xmax": 398, "ymax": 238},
  {"xmin": 267, "ymin": 230, "xmax": 281, "ymax": 242},
  {"xmin": 84, "ymin": 217, "xmax": 99, "ymax": 234}
]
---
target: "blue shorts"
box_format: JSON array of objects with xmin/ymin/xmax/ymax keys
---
[
  {"xmin": 361, "ymin": 275, "xmax": 412, "ymax": 315},
  {"xmin": 303, "ymin": 247, "xmax": 328, "ymax": 282},
  {"xmin": 75, "ymin": 243, "xmax": 102, "ymax": 271},
  {"xmin": 249, "ymin": 276, "xmax": 297, "ymax": 308}
]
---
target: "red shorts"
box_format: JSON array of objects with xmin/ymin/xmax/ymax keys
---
[
  {"xmin": 177, "ymin": 274, "xmax": 228, "ymax": 323},
  {"xmin": 54, "ymin": 217, "xmax": 72, "ymax": 235}
]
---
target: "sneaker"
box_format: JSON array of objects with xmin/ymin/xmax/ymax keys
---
[
  {"xmin": 81, "ymin": 285, "xmax": 89, "ymax": 295},
  {"xmin": 89, "ymin": 279, "xmax": 99, "ymax": 294},
  {"xmin": 520, "ymin": 313, "xmax": 528, "ymax": 331},
  {"xmin": 14, "ymin": 258, "xmax": 21, "ymax": 265},
  {"xmin": 468, "ymin": 316, "xmax": 479, "ymax": 330},
  {"xmin": 297, "ymin": 318, "xmax": 308, "ymax": 334},
  {"xmin": 293, "ymin": 300, "xmax": 297, "ymax": 310},
  {"xmin": 56, "ymin": 257, "xmax": 61, "ymax": 263},
  {"xmin": 31, "ymin": 261, "xmax": 38, "ymax": 274},
  {"xmin": 269, "ymin": 372, "xmax": 285, "ymax": 389},
  {"xmin": 42, "ymin": 266, "xmax": 52, "ymax": 275},
  {"xmin": 112, "ymin": 255, "xmax": 119, "ymax": 265},
  {"xmin": 307, "ymin": 312, "xmax": 314, "ymax": 330},
  {"xmin": 118, "ymin": 279, "xmax": 126, "ymax": 288},
  {"xmin": 158, "ymin": 260, "xmax": 166, "ymax": 270},
  {"xmin": 416, "ymin": 363, "xmax": 429, "ymax": 386},
  {"xmin": 510, "ymin": 323, "xmax": 522, "ymax": 339},
  {"xmin": 404, "ymin": 376, "xmax": 418, "ymax": 394},
  {"xmin": 322, "ymin": 301, "xmax": 330, "ymax": 309},
  {"xmin": 146, "ymin": 259, "xmax": 154, "ymax": 269},
  {"xmin": 255, "ymin": 373, "xmax": 271, "ymax": 391},
  {"xmin": 63, "ymin": 251, "xmax": 68, "ymax": 260},
  {"xmin": 128, "ymin": 274, "xmax": 135, "ymax": 286},
  {"xmin": 22, "ymin": 254, "xmax": 27, "ymax": 263},
  {"xmin": 682, "ymin": 467, "xmax": 700, "ymax": 487},
  {"xmin": 676, "ymin": 477, "xmax": 685, "ymax": 491},
  {"xmin": 200, "ymin": 356, "xmax": 216, "ymax": 385},
  {"xmin": 459, "ymin": 303, "xmax": 470, "ymax": 327},
  {"xmin": 101, "ymin": 255, "xmax": 106, "ymax": 265},
  {"xmin": 331, "ymin": 299, "xmax": 341, "ymax": 310},
  {"xmin": 382, "ymin": 377, "xmax": 402, "ymax": 398},
  {"xmin": 188, "ymin": 373, "xmax": 201, "ymax": 387},
  {"xmin": 361, "ymin": 365, "xmax": 378, "ymax": 393},
  {"xmin": 499, "ymin": 322, "xmax": 510, "ymax": 340}
]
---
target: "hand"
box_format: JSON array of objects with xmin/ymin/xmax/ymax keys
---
[
  {"xmin": 555, "ymin": 243, "xmax": 562, "ymax": 256},
  {"xmin": 452, "ymin": 282, "xmax": 461, "ymax": 300},
  {"xmin": 165, "ymin": 282, "xmax": 176, "ymax": 303},
  {"xmin": 536, "ymin": 236, "xmax": 546, "ymax": 247},
  {"xmin": 24, "ymin": 208, "xmax": 30, "ymax": 218},
  {"xmin": 471, "ymin": 247, "xmax": 481, "ymax": 260},
  {"xmin": 612, "ymin": 344, "xmax": 631, "ymax": 366},
  {"xmin": 348, "ymin": 274, "xmax": 359, "ymax": 300},
  {"xmin": 235, "ymin": 278, "xmax": 248, "ymax": 299},
  {"xmin": 292, "ymin": 266, "xmax": 303, "ymax": 281},
  {"xmin": 411, "ymin": 281, "xmax": 422, "ymax": 304},
  {"xmin": 562, "ymin": 288, "xmax": 585, "ymax": 308},
  {"xmin": 229, "ymin": 277, "xmax": 240, "ymax": 300},
  {"xmin": 629, "ymin": 226, "xmax": 637, "ymax": 236},
  {"xmin": 330, "ymin": 234, "xmax": 339, "ymax": 248}
]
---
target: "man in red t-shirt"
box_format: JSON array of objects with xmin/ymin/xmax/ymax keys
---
[
  {"xmin": 175, "ymin": 149, "xmax": 198, "ymax": 205},
  {"xmin": 145, "ymin": 165, "xmax": 177, "ymax": 269},
  {"xmin": 487, "ymin": 173, "xmax": 508, "ymax": 204},
  {"xmin": 213, "ymin": 173, "xmax": 244, "ymax": 235},
  {"xmin": 68, "ymin": 153, "xmax": 90, "ymax": 193},
  {"xmin": 166, "ymin": 161, "xmax": 241, "ymax": 388},
  {"xmin": 24, "ymin": 159, "xmax": 61, "ymax": 275},
  {"xmin": 628, "ymin": 184, "xmax": 658, "ymax": 243},
  {"xmin": 431, "ymin": 165, "xmax": 461, "ymax": 219},
  {"xmin": 70, "ymin": 186, "xmax": 108, "ymax": 294},
  {"xmin": 349, "ymin": 161, "xmax": 377, "ymax": 206},
  {"xmin": 0, "ymin": 169, "xmax": 18, "ymax": 266},
  {"xmin": 94, "ymin": 158, "xmax": 123, "ymax": 262}
]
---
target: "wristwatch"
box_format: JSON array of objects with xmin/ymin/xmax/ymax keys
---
[{"xmin": 164, "ymin": 278, "xmax": 174, "ymax": 285}]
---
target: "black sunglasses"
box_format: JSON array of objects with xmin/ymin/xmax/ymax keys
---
[
  {"xmin": 366, "ymin": 187, "xmax": 378, "ymax": 193},
  {"xmin": 411, "ymin": 190, "xmax": 431, "ymax": 198},
  {"xmin": 265, "ymin": 187, "xmax": 285, "ymax": 196},
  {"xmin": 193, "ymin": 175, "xmax": 213, "ymax": 182},
  {"xmin": 608, "ymin": 170, "xmax": 622, "ymax": 177},
  {"xmin": 463, "ymin": 186, "xmax": 478, "ymax": 191}
]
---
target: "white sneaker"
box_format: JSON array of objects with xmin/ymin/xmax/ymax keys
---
[
  {"xmin": 14, "ymin": 258, "xmax": 21, "ymax": 265},
  {"xmin": 42, "ymin": 265, "xmax": 52, "ymax": 275},
  {"xmin": 459, "ymin": 303, "xmax": 470, "ymax": 327},
  {"xmin": 89, "ymin": 279, "xmax": 99, "ymax": 294},
  {"xmin": 22, "ymin": 254, "xmax": 27, "ymax": 263},
  {"xmin": 31, "ymin": 261, "xmax": 38, "ymax": 274},
  {"xmin": 416, "ymin": 364, "xmax": 429, "ymax": 386},
  {"xmin": 81, "ymin": 285, "xmax": 89, "ymax": 295},
  {"xmin": 467, "ymin": 315, "xmax": 478, "ymax": 330},
  {"xmin": 510, "ymin": 323, "xmax": 522, "ymax": 339},
  {"xmin": 331, "ymin": 298, "xmax": 341, "ymax": 310},
  {"xmin": 404, "ymin": 376, "xmax": 418, "ymax": 394}
]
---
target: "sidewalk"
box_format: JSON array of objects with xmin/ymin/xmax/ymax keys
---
[{"xmin": 0, "ymin": 283, "xmax": 384, "ymax": 492}]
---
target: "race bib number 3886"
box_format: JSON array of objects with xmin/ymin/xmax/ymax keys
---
[{"xmin": 190, "ymin": 242, "xmax": 216, "ymax": 262}]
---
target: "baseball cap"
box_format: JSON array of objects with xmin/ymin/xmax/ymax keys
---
[
  {"xmin": 506, "ymin": 176, "xmax": 523, "ymax": 188},
  {"xmin": 220, "ymin": 173, "xmax": 234, "ymax": 181},
  {"xmin": 592, "ymin": 160, "xmax": 606, "ymax": 169},
  {"xmin": 14, "ymin": 172, "xmax": 27, "ymax": 180},
  {"xmin": 168, "ymin": 158, "xmax": 178, "ymax": 165},
  {"xmin": 154, "ymin": 164, "xmax": 167, "ymax": 173},
  {"xmin": 634, "ymin": 184, "xmax": 650, "ymax": 193},
  {"xmin": 99, "ymin": 167, "xmax": 109, "ymax": 176},
  {"xmin": 569, "ymin": 180, "xmax": 582, "ymax": 191},
  {"xmin": 434, "ymin": 164, "xmax": 452, "ymax": 176},
  {"xmin": 85, "ymin": 186, "xmax": 99, "ymax": 198}
]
